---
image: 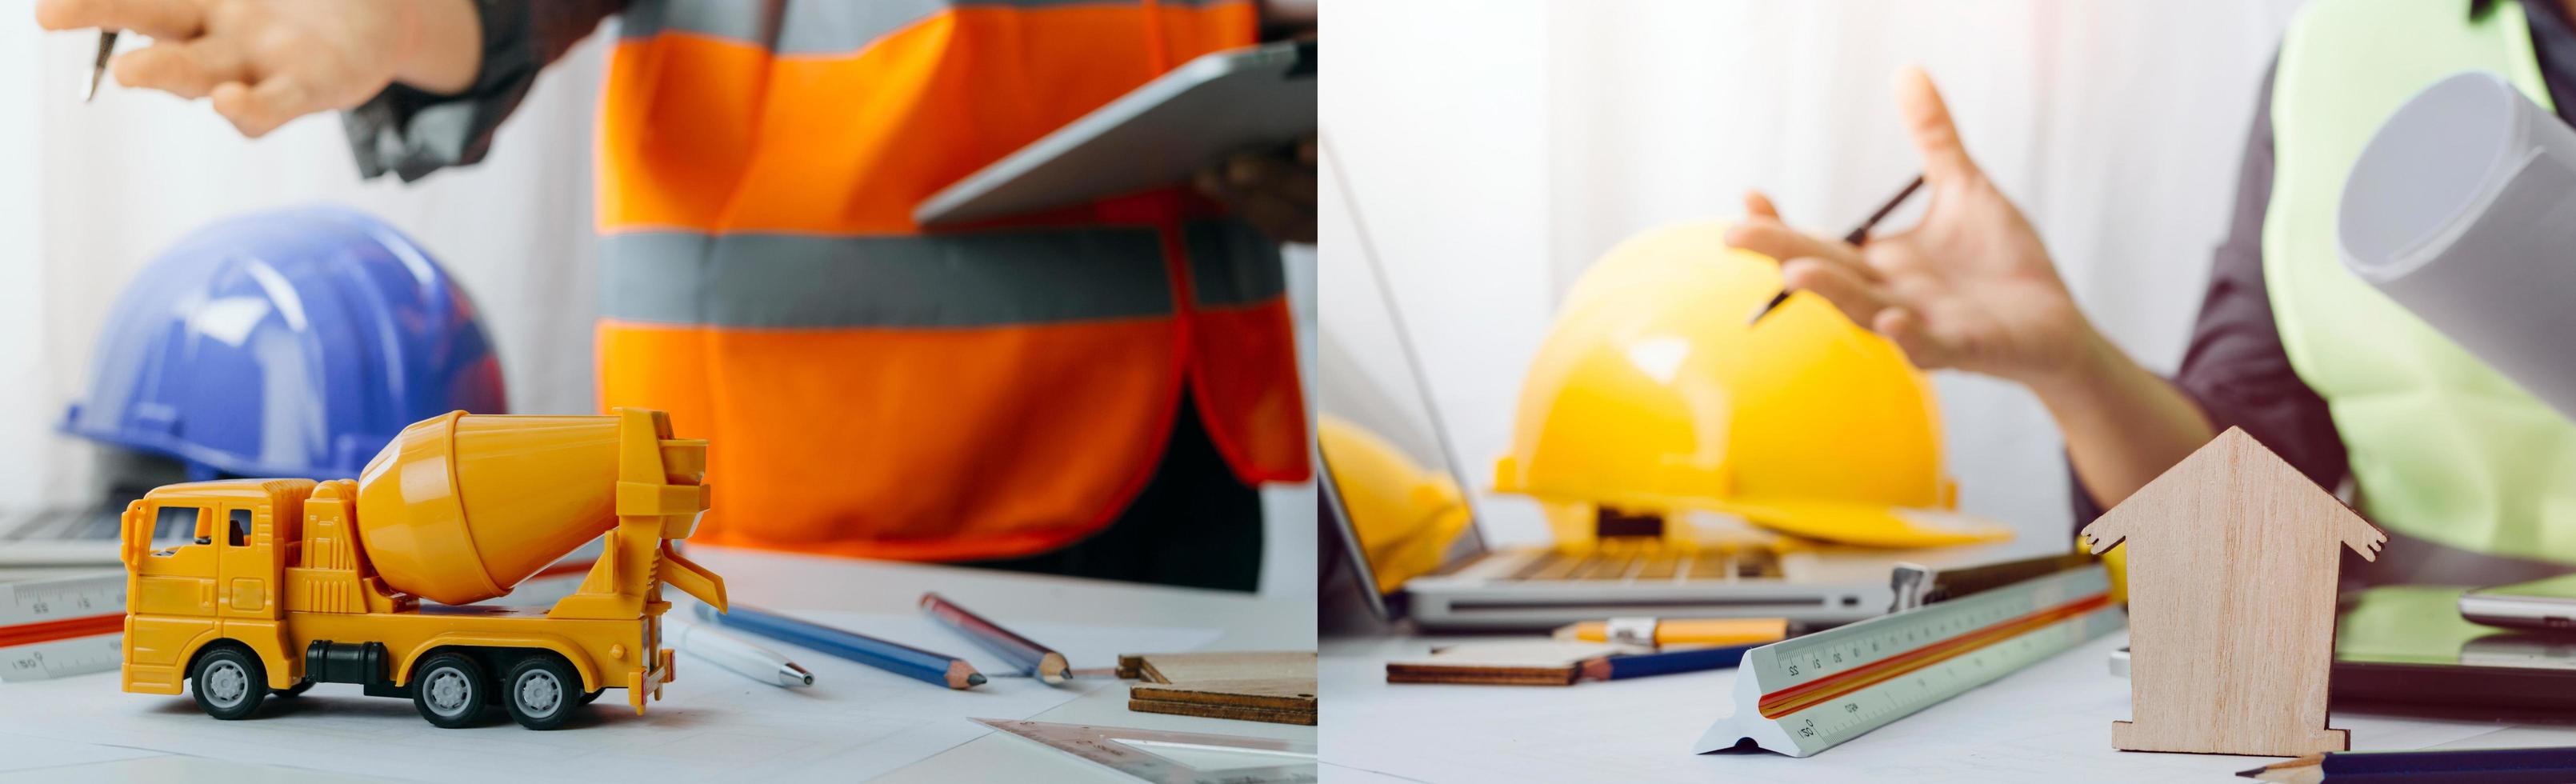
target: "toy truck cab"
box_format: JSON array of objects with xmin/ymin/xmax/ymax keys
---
[
  {"xmin": 116, "ymin": 409, "xmax": 726, "ymax": 730},
  {"xmin": 119, "ymin": 479, "xmax": 314, "ymax": 705}
]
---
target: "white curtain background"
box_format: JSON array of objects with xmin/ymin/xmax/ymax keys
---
[
  {"xmin": 0, "ymin": 26, "xmax": 610, "ymax": 510},
  {"xmin": 1, "ymin": 21, "xmax": 1317, "ymax": 598},
  {"xmin": 1326, "ymin": 0, "xmax": 2302, "ymax": 547}
]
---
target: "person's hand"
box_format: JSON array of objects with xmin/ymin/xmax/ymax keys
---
[
  {"xmin": 34, "ymin": 0, "xmax": 480, "ymax": 138},
  {"xmin": 1197, "ymin": 136, "xmax": 1317, "ymax": 245},
  {"xmin": 1727, "ymin": 67, "xmax": 2103, "ymax": 391}
]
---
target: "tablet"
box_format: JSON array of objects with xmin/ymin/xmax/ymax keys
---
[
  {"xmin": 914, "ymin": 39, "xmax": 1316, "ymax": 226},
  {"xmin": 2111, "ymin": 585, "xmax": 2576, "ymax": 710},
  {"xmin": 2332, "ymin": 585, "xmax": 2576, "ymax": 709}
]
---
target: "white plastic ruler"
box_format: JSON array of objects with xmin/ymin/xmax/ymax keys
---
[
  {"xmin": 0, "ymin": 571, "xmax": 126, "ymax": 682},
  {"xmin": 975, "ymin": 718, "xmax": 1318, "ymax": 784},
  {"xmin": 1694, "ymin": 564, "xmax": 2121, "ymax": 757}
]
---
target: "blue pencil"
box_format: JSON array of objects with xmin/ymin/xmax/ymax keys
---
[
  {"xmin": 1578, "ymin": 643, "xmax": 1756, "ymax": 681},
  {"xmin": 693, "ymin": 602, "xmax": 986, "ymax": 689}
]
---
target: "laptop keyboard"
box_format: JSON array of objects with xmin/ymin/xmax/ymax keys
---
[
  {"xmin": 0, "ymin": 507, "xmax": 138, "ymax": 542},
  {"xmin": 1504, "ymin": 539, "xmax": 1783, "ymax": 582}
]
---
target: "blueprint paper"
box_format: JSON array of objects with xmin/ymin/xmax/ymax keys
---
[{"xmin": 2341, "ymin": 70, "xmax": 2576, "ymax": 422}]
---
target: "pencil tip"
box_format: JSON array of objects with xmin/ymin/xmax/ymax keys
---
[
  {"xmin": 966, "ymin": 673, "xmax": 987, "ymax": 686},
  {"xmin": 1747, "ymin": 291, "xmax": 1790, "ymax": 325}
]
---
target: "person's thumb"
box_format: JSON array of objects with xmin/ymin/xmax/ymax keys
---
[{"xmin": 1894, "ymin": 66, "xmax": 1982, "ymax": 185}]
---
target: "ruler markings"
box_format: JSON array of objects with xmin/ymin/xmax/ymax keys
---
[
  {"xmin": 1696, "ymin": 565, "xmax": 2122, "ymax": 757},
  {"xmin": 0, "ymin": 572, "xmax": 128, "ymax": 681},
  {"xmin": 976, "ymin": 718, "xmax": 1317, "ymax": 784}
]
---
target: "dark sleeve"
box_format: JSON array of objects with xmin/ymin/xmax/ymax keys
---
[
  {"xmin": 342, "ymin": 0, "xmax": 630, "ymax": 182},
  {"xmin": 2070, "ymin": 56, "xmax": 2350, "ymax": 527}
]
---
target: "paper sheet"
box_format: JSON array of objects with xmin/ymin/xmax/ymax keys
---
[
  {"xmin": 0, "ymin": 610, "xmax": 1217, "ymax": 782},
  {"xmin": 1323, "ymin": 632, "xmax": 2517, "ymax": 784}
]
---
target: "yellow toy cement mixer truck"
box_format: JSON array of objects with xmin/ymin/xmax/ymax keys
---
[{"xmin": 115, "ymin": 409, "xmax": 726, "ymax": 730}]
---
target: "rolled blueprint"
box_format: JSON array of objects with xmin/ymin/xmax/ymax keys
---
[{"xmin": 2340, "ymin": 71, "xmax": 2576, "ymax": 421}]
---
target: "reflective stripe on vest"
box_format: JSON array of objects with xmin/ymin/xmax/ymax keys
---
[
  {"xmin": 598, "ymin": 221, "xmax": 1283, "ymax": 328},
  {"xmin": 594, "ymin": 0, "xmax": 1306, "ymax": 562},
  {"xmin": 599, "ymin": 229, "xmax": 1172, "ymax": 328},
  {"xmin": 2270, "ymin": 0, "xmax": 2576, "ymax": 563}
]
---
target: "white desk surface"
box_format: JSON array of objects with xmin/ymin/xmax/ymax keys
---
[
  {"xmin": 1321, "ymin": 623, "xmax": 2576, "ymax": 783},
  {"xmin": 2, "ymin": 546, "xmax": 1317, "ymax": 783}
]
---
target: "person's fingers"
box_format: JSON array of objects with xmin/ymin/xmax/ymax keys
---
[
  {"xmin": 111, "ymin": 38, "xmax": 242, "ymax": 98},
  {"xmin": 211, "ymin": 75, "xmax": 310, "ymax": 138},
  {"xmin": 1726, "ymin": 219, "xmax": 1882, "ymax": 283},
  {"xmin": 1873, "ymin": 306, "xmax": 1954, "ymax": 369},
  {"xmin": 1742, "ymin": 190, "xmax": 1779, "ymax": 220},
  {"xmin": 1894, "ymin": 66, "xmax": 1981, "ymax": 185},
  {"xmin": 1781, "ymin": 257, "xmax": 1891, "ymax": 327},
  {"xmin": 34, "ymin": 0, "xmax": 204, "ymax": 38}
]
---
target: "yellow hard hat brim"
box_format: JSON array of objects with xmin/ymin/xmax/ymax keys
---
[{"xmin": 1694, "ymin": 498, "xmax": 2015, "ymax": 549}]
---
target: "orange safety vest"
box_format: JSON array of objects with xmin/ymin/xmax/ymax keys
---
[{"xmin": 592, "ymin": 0, "xmax": 1309, "ymax": 562}]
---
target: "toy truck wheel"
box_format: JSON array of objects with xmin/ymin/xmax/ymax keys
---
[
  {"xmin": 411, "ymin": 652, "xmax": 491, "ymax": 728},
  {"xmin": 578, "ymin": 688, "xmax": 603, "ymax": 706},
  {"xmin": 191, "ymin": 646, "xmax": 270, "ymax": 720},
  {"xmin": 502, "ymin": 655, "xmax": 581, "ymax": 730}
]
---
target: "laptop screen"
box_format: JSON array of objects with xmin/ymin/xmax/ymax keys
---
[{"xmin": 1316, "ymin": 152, "xmax": 1487, "ymax": 617}]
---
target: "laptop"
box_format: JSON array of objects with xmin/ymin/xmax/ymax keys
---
[
  {"xmin": 0, "ymin": 505, "xmax": 174, "ymax": 567},
  {"xmin": 1317, "ymin": 150, "xmax": 2018, "ymax": 630}
]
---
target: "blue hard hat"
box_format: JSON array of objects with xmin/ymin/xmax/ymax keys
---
[{"xmin": 62, "ymin": 205, "xmax": 506, "ymax": 480}]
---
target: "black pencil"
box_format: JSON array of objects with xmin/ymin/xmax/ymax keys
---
[
  {"xmin": 1749, "ymin": 174, "xmax": 1926, "ymax": 324},
  {"xmin": 2237, "ymin": 746, "xmax": 2576, "ymax": 784}
]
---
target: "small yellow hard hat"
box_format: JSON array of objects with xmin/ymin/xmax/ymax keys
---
[
  {"xmin": 1493, "ymin": 221, "xmax": 2002, "ymax": 548},
  {"xmin": 1320, "ymin": 414, "xmax": 1474, "ymax": 593}
]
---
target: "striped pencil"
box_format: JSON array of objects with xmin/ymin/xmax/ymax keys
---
[
  {"xmin": 692, "ymin": 602, "xmax": 985, "ymax": 690},
  {"xmin": 921, "ymin": 592, "xmax": 1072, "ymax": 684}
]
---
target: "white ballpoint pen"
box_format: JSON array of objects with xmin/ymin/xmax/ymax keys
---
[{"xmin": 670, "ymin": 618, "xmax": 815, "ymax": 688}]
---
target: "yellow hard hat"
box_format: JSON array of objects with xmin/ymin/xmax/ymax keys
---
[
  {"xmin": 1320, "ymin": 414, "xmax": 1475, "ymax": 593},
  {"xmin": 1492, "ymin": 221, "xmax": 2001, "ymax": 548}
]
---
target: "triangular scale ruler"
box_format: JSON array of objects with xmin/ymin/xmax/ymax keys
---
[
  {"xmin": 974, "ymin": 718, "xmax": 1318, "ymax": 784},
  {"xmin": 1696, "ymin": 564, "xmax": 2122, "ymax": 757},
  {"xmin": 0, "ymin": 571, "xmax": 126, "ymax": 682}
]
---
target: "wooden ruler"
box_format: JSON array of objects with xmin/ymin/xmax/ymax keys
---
[{"xmin": 1694, "ymin": 564, "xmax": 2122, "ymax": 757}]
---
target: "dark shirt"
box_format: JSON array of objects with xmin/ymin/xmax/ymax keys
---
[
  {"xmin": 342, "ymin": 0, "xmax": 628, "ymax": 182},
  {"xmin": 341, "ymin": 1, "xmax": 1310, "ymax": 182},
  {"xmin": 2071, "ymin": 0, "xmax": 2576, "ymax": 526}
]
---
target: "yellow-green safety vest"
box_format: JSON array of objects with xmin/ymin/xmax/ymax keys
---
[{"xmin": 2272, "ymin": 0, "xmax": 2576, "ymax": 564}]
